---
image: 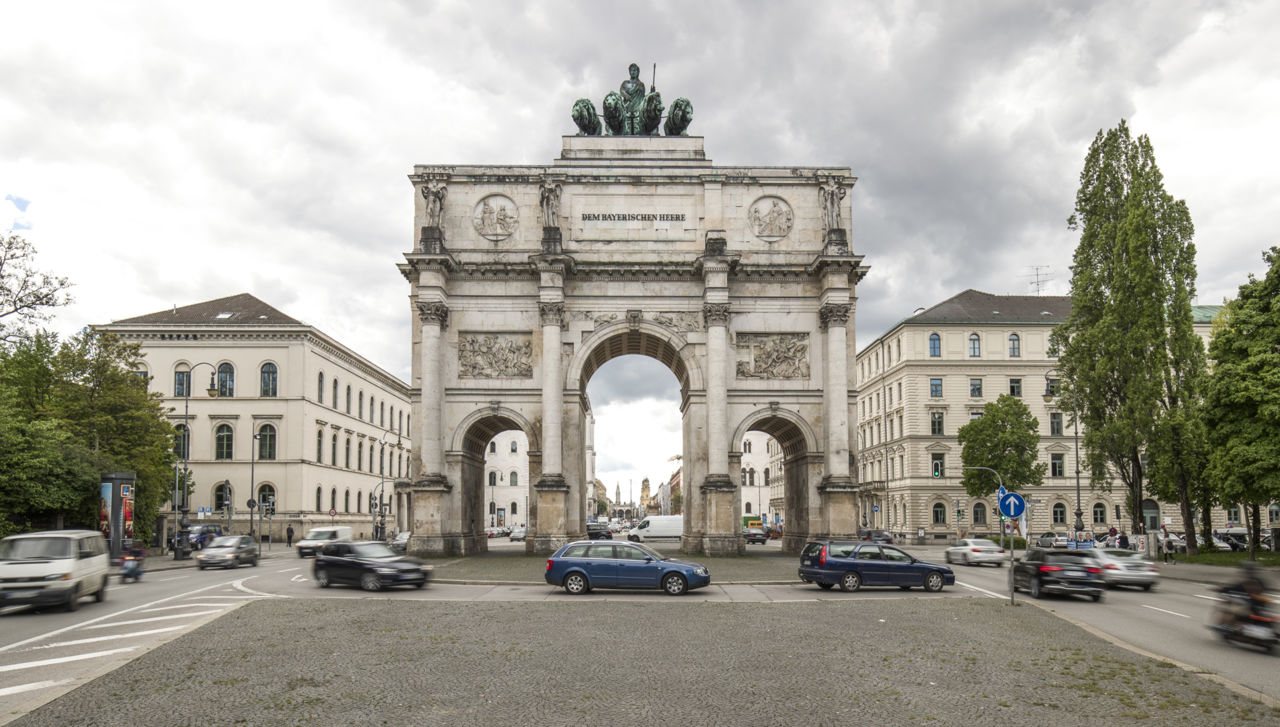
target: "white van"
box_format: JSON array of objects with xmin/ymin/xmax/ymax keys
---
[
  {"xmin": 628, "ymin": 515, "xmax": 683, "ymax": 542},
  {"xmin": 0, "ymin": 530, "xmax": 110, "ymax": 611},
  {"xmin": 296, "ymin": 526, "xmax": 353, "ymax": 557}
]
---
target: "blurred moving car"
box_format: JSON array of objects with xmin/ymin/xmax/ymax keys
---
[
  {"xmin": 743, "ymin": 528, "xmax": 768, "ymax": 545},
  {"xmin": 509, "ymin": 526, "xmax": 527, "ymax": 542},
  {"xmin": 1083, "ymin": 548, "xmax": 1158, "ymax": 590},
  {"xmin": 1013, "ymin": 549, "xmax": 1104, "ymax": 601},
  {"xmin": 944, "ymin": 538, "xmax": 1006, "ymax": 567},
  {"xmin": 798, "ymin": 541, "xmax": 954, "ymax": 593},
  {"xmin": 195, "ymin": 535, "xmax": 259, "ymax": 570},
  {"xmin": 858, "ymin": 529, "xmax": 894, "ymax": 544},
  {"xmin": 1036, "ymin": 532, "xmax": 1069, "ymax": 549},
  {"xmin": 0, "ymin": 530, "xmax": 109, "ymax": 612},
  {"xmin": 312, "ymin": 541, "xmax": 431, "ymax": 591},
  {"xmin": 186, "ymin": 524, "xmax": 224, "ymax": 550},
  {"xmin": 586, "ymin": 522, "xmax": 613, "ymax": 540},
  {"xmin": 544, "ymin": 541, "xmax": 710, "ymax": 596},
  {"xmin": 296, "ymin": 526, "xmax": 353, "ymax": 558},
  {"xmin": 388, "ymin": 531, "xmax": 411, "ymax": 554}
]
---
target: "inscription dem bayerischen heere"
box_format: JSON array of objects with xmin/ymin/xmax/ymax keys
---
[{"xmin": 580, "ymin": 212, "xmax": 687, "ymax": 222}]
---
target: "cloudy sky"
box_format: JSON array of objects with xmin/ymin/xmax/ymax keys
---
[{"xmin": 4, "ymin": 1, "xmax": 1276, "ymax": 503}]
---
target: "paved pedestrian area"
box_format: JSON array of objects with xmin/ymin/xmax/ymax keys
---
[{"xmin": 11, "ymin": 598, "xmax": 1277, "ymax": 726}]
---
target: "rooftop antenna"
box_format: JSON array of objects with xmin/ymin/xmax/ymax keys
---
[{"xmin": 1026, "ymin": 265, "xmax": 1052, "ymax": 295}]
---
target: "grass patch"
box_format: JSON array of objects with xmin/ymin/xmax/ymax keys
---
[{"xmin": 1177, "ymin": 550, "xmax": 1280, "ymax": 567}]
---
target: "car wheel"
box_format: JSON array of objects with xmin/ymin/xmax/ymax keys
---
[
  {"xmin": 817, "ymin": 582, "xmax": 834, "ymax": 590},
  {"xmin": 315, "ymin": 569, "xmax": 330, "ymax": 588},
  {"xmin": 228, "ymin": 558, "xmax": 238, "ymax": 569},
  {"xmin": 252, "ymin": 556, "xmax": 259, "ymax": 567},
  {"xmin": 197, "ymin": 565, "xmax": 205, "ymax": 571},
  {"xmin": 414, "ymin": 581, "xmax": 425, "ymax": 589},
  {"xmin": 360, "ymin": 572, "xmax": 382, "ymax": 592},
  {"xmin": 962, "ymin": 553, "xmax": 970, "ymax": 566},
  {"xmin": 65, "ymin": 585, "xmax": 81, "ymax": 612},
  {"xmin": 1029, "ymin": 578, "xmax": 1043, "ymax": 599},
  {"xmin": 662, "ymin": 573, "xmax": 688, "ymax": 596},
  {"xmin": 563, "ymin": 572, "xmax": 589, "ymax": 595},
  {"xmin": 994, "ymin": 561, "xmax": 1004, "ymax": 568},
  {"xmin": 95, "ymin": 578, "xmax": 107, "ymax": 603},
  {"xmin": 839, "ymin": 572, "xmax": 861, "ymax": 593},
  {"xmin": 945, "ymin": 552, "xmax": 953, "ymax": 564},
  {"xmin": 924, "ymin": 571, "xmax": 945, "ymax": 592},
  {"xmin": 298, "ymin": 552, "xmax": 305, "ymax": 559},
  {"xmin": 1091, "ymin": 593, "xmax": 1103, "ymax": 603}
]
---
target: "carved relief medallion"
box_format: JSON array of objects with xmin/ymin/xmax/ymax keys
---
[
  {"xmin": 458, "ymin": 333, "xmax": 533, "ymax": 378},
  {"xmin": 748, "ymin": 196, "xmax": 794, "ymax": 242},
  {"xmin": 472, "ymin": 194, "xmax": 519, "ymax": 241},
  {"xmin": 736, "ymin": 334, "xmax": 810, "ymax": 379}
]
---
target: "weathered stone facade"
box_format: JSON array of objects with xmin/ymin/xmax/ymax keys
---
[{"xmin": 399, "ymin": 136, "xmax": 867, "ymax": 556}]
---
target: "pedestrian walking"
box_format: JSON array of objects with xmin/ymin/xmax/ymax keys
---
[
  {"xmin": 286, "ymin": 525, "xmax": 295, "ymax": 547},
  {"xmin": 1118, "ymin": 532, "xmax": 1130, "ymax": 550},
  {"xmin": 1160, "ymin": 526, "xmax": 1175, "ymax": 564}
]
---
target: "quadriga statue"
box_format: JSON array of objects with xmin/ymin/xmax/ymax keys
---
[{"xmin": 570, "ymin": 63, "xmax": 692, "ymax": 137}]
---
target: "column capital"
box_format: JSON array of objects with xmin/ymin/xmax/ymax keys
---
[
  {"xmin": 412, "ymin": 474, "xmax": 451, "ymax": 492},
  {"xmin": 700, "ymin": 473, "xmax": 735, "ymax": 493},
  {"xmin": 819, "ymin": 303, "xmax": 850, "ymax": 329},
  {"xmin": 416, "ymin": 301, "xmax": 449, "ymax": 328},
  {"xmin": 534, "ymin": 474, "xmax": 569, "ymax": 492},
  {"xmin": 702, "ymin": 302, "xmax": 731, "ymax": 327},
  {"xmin": 539, "ymin": 301, "xmax": 565, "ymax": 328}
]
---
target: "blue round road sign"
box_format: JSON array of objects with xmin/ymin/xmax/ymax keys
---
[{"xmin": 998, "ymin": 492, "xmax": 1026, "ymax": 519}]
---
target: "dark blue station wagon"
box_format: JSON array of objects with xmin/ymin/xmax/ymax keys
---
[
  {"xmin": 799, "ymin": 541, "xmax": 955, "ymax": 592},
  {"xmin": 545, "ymin": 541, "xmax": 711, "ymax": 596}
]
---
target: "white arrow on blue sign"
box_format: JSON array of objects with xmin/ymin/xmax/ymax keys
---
[{"xmin": 999, "ymin": 492, "xmax": 1026, "ymax": 519}]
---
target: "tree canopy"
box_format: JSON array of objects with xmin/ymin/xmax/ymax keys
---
[
  {"xmin": 0, "ymin": 233, "xmax": 73, "ymax": 344},
  {"xmin": 957, "ymin": 394, "xmax": 1046, "ymax": 497}
]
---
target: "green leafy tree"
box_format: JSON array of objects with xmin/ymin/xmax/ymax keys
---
[
  {"xmin": 1051, "ymin": 120, "xmax": 1204, "ymax": 544},
  {"xmin": 957, "ymin": 394, "xmax": 1046, "ymax": 497},
  {"xmin": 1204, "ymin": 248, "xmax": 1280, "ymax": 559},
  {"xmin": 0, "ymin": 234, "xmax": 73, "ymax": 344}
]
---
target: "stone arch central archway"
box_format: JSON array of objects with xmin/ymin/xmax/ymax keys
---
[{"xmin": 732, "ymin": 408, "xmax": 823, "ymax": 553}]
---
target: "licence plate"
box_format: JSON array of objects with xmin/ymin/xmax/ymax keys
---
[
  {"xmin": 1244, "ymin": 625, "xmax": 1272, "ymax": 640},
  {"xmin": 1064, "ymin": 571, "xmax": 1083, "ymax": 578}
]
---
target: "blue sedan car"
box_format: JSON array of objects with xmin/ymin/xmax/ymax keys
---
[
  {"xmin": 799, "ymin": 541, "xmax": 955, "ymax": 593},
  {"xmin": 545, "ymin": 540, "xmax": 711, "ymax": 596}
]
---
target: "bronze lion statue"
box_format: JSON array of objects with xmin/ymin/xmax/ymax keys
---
[
  {"xmin": 571, "ymin": 98, "xmax": 601, "ymax": 136},
  {"xmin": 664, "ymin": 97, "xmax": 693, "ymax": 136}
]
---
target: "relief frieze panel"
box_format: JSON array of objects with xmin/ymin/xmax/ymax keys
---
[
  {"xmin": 735, "ymin": 333, "xmax": 810, "ymax": 379},
  {"xmin": 458, "ymin": 333, "xmax": 533, "ymax": 378}
]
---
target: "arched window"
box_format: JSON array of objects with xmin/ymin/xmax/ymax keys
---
[
  {"xmin": 1052, "ymin": 503, "xmax": 1067, "ymax": 525},
  {"xmin": 745, "ymin": 502, "xmax": 753, "ymax": 514},
  {"xmin": 215, "ymin": 424, "xmax": 233, "ymax": 460},
  {"xmin": 972, "ymin": 502, "xmax": 987, "ymax": 525},
  {"xmin": 260, "ymin": 363, "xmax": 278, "ymax": 397},
  {"xmin": 740, "ymin": 467, "xmax": 747, "ymax": 484},
  {"xmin": 511, "ymin": 440, "xmax": 517, "ymax": 453},
  {"xmin": 344, "ymin": 438, "xmax": 351, "ymax": 468},
  {"xmin": 511, "ymin": 501, "xmax": 518, "ymax": 516},
  {"xmin": 174, "ymin": 424, "xmax": 190, "ymax": 459},
  {"xmin": 929, "ymin": 333, "xmax": 941, "ymax": 357},
  {"xmin": 489, "ymin": 441, "xmax": 496, "ymax": 453},
  {"xmin": 330, "ymin": 488, "xmax": 337, "ymax": 511},
  {"xmin": 743, "ymin": 439, "xmax": 752, "ymax": 453},
  {"xmin": 174, "ymin": 366, "xmax": 190, "ymax": 397},
  {"xmin": 968, "ymin": 334, "xmax": 981, "ymax": 358},
  {"xmin": 315, "ymin": 487, "xmax": 322, "ymax": 512},
  {"xmin": 489, "ymin": 471, "xmax": 497, "ymax": 487},
  {"xmin": 357, "ymin": 490, "xmax": 362, "ymax": 513},
  {"xmin": 489, "ymin": 501, "xmax": 496, "ymax": 515},
  {"xmin": 258, "ymin": 424, "xmax": 277, "ymax": 460},
  {"xmin": 763, "ymin": 469, "xmax": 770, "ymax": 487},
  {"xmin": 343, "ymin": 489, "xmax": 350, "ymax": 513},
  {"xmin": 400, "ymin": 411, "xmax": 404, "ymax": 433},
  {"xmin": 331, "ymin": 434, "xmax": 337, "ymax": 466},
  {"xmin": 316, "ymin": 430, "xmax": 323, "ymax": 461},
  {"xmin": 214, "ymin": 483, "xmax": 231, "ymax": 511},
  {"xmin": 510, "ymin": 472, "xmax": 518, "ymax": 488},
  {"xmin": 345, "ymin": 385, "xmax": 351, "ymax": 414},
  {"xmin": 217, "ymin": 363, "xmax": 235, "ymax": 397},
  {"xmin": 332, "ymin": 379, "xmax": 338, "ymax": 408},
  {"xmin": 318, "ymin": 372, "xmax": 325, "ymax": 404},
  {"xmin": 748, "ymin": 469, "xmax": 756, "ymax": 487},
  {"xmin": 358, "ymin": 391, "xmax": 364, "ymax": 419},
  {"xmin": 369, "ymin": 397, "xmax": 376, "ymax": 424},
  {"xmin": 258, "ymin": 484, "xmax": 276, "ymax": 514},
  {"xmin": 932, "ymin": 503, "xmax": 946, "ymax": 525},
  {"xmin": 358, "ymin": 442, "xmax": 364, "ymax": 471},
  {"xmin": 1093, "ymin": 503, "xmax": 1107, "ymax": 524},
  {"xmin": 380, "ymin": 402, "xmax": 385, "ymax": 427},
  {"xmin": 380, "ymin": 445, "xmax": 385, "ymax": 475},
  {"xmin": 1008, "ymin": 334, "xmax": 1021, "ymax": 358}
]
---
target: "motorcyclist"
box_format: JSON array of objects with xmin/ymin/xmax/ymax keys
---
[{"xmin": 1216, "ymin": 563, "xmax": 1270, "ymax": 628}]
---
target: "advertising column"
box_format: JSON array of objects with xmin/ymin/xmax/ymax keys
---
[{"xmin": 101, "ymin": 472, "xmax": 136, "ymax": 558}]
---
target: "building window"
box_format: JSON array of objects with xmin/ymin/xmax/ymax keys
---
[
  {"xmin": 358, "ymin": 442, "xmax": 364, "ymax": 470},
  {"xmin": 357, "ymin": 490, "xmax": 362, "ymax": 514},
  {"xmin": 489, "ymin": 471, "xmax": 497, "ymax": 487},
  {"xmin": 927, "ymin": 411, "xmax": 943, "ymax": 436},
  {"xmin": 931, "ymin": 453, "xmax": 945, "ymax": 478},
  {"xmin": 510, "ymin": 441, "xmax": 517, "ymax": 453},
  {"xmin": 258, "ymin": 424, "xmax": 276, "ymax": 460},
  {"xmin": 1051, "ymin": 453, "xmax": 1065, "ymax": 477},
  {"xmin": 510, "ymin": 472, "xmax": 518, "ymax": 488},
  {"xmin": 174, "ymin": 368, "xmax": 190, "ymax": 397},
  {"xmin": 747, "ymin": 469, "xmax": 756, "ymax": 487},
  {"xmin": 315, "ymin": 487, "xmax": 322, "ymax": 512},
  {"xmin": 318, "ymin": 373, "xmax": 324, "ymax": 404},
  {"xmin": 380, "ymin": 402, "xmax": 386, "ymax": 428},
  {"xmin": 511, "ymin": 501, "xmax": 518, "ymax": 516},
  {"xmin": 1008, "ymin": 334, "xmax": 1021, "ymax": 358},
  {"xmin": 344, "ymin": 489, "xmax": 350, "ymax": 513},
  {"xmin": 215, "ymin": 424, "xmax": 233, "ymax": 460},
  {"xmin": 930, "ymin": 378, "xmax": 942, "ymax": 398},
  {"xmin": 932, "ymin": 503, "xmax": 946, "ymax": 525},
  {"xmin": 258, "ymin": 485, "xmax": 276, "ymax": 514},
  {"xmin": 1227, "ymin": 505, "xmax": 1240, "ymax": 524},
  {"xmin": 260, "ymin": 363, "xmax": 278, "ymax": 397},
  {"xmin": 1092, "ymin": 503, "xmax": 1106, "ymax": 525},
  {"xmin": 1052, "ymin": 503, "xmax": 1067, "ymax": 525},
  {"xmin": 1009, "ymin": 378, "xmax": 1022, "ymax": 397},
  {"xmin": 968, "ymin": 334, "xmax": 981, "ymax": 357},
  {"xmin": 331, "ymin": 434, "xmax": 337, "ymax": 466},
  {"xmin": 763, "ymin": 469, "xmax": 770, "ymax": 487},
  {"xmin": 344, "ymin": 438, "xmax": 351, "ymax": 468},
  {"xmin": 969, "ymin": 378, "xmax": 983, "ymax": 398},
  {"xmin": 214, "ymin": 483, "xmax": 231, "ymax": 512},
  {"xmin": 743, "ymin": 439, "xmax": 752, "ymax": 453},
  {"xmin": 216, "ymin": 363, "xmax": 235, "ymax": 397},
  {"xmin": 174, "ymin": 424, "xmax": 190, "ymax": 459},
  {"xmin": 970, "ymin": 412, "xmax": 983, "ymax": 420},
  {"xmin": 1045, "ymin": 377, "xmax": 1060, "ymax": 398},
  {"xmin": 1049, "ymin": 413, "xmax": 1063, "ymax": 436},
  {"xmin": 380, "ymin": 446, "xmax": 385, "ymax": 475},
  {"xmin": 332, "ymin": 379, "xmax": 339, "ymax": 408},
  {"xmin": 359, "ymin": 392, "xmax": 364, "ymax": 419},
  {"xmin": 745, "ymin": 502, "xmax": 753, "ymax": 514},
  {"xmin": 1270, "ymin": 504, "xmax": 1280, "ymax": 523},
  {"xmin": 316, "ymin": 430, "xmax": 323, "ymax": 461},
  {"xmin": 973, "ymin": 502, "xmax": 987, "ymax": 525},
  {"xmin": 345, "ymin": 385, "xmax": 351, "ymax": 414},
  {"xmin": 489, "ymin": 441, "xmax": 496, "ymax": 453},
  {"xmin": 929, "ymin": 333, "xmax": 941, "ymax": 357}
]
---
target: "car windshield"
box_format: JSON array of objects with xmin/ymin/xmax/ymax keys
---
[
  {"xmin": 970, "ymin": 540, "xmax": 999, "ymax": 548},
  {"xmin": 351, "ymin": 543, "xmax": 396, "ymax": 558},
  {"xmin": 1103, "ymin": 549, "xmax": 1143, "ymax": 559},
  {"xmin": 303, "ymin": 529, "xmax": 334, "ymax": 540},
  {"xmin": 209, "ymin": 536, "xmax": 240, "ymax": 548},
  {"xmin": 0, "ymin": 537, "xmax": 74, "ymax": 560}
]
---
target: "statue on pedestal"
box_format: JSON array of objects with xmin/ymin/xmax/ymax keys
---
[
  {"xmin": 421, "ymin": 182, "xmax": 448, "ymax": 228},
  {"xmin": 570, "ymin": 63, "xmax": 693, "ymax": 137}
]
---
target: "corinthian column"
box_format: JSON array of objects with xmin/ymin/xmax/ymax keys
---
[
  {"xmin": 416, "ymin": 301, "xmax": 449, "ymax": 485},
  {"xmin": 820, "ymin": 303, "xmax": 853, "ymax": 486},
  {"xmin": 538, "ymin": 301, "xmax": 566, "ymax": 485},
  {"xmin": 703, "ymin": 302, "xmax": 732, "ymax": 482}
]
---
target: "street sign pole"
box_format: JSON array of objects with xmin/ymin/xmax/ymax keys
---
[{"xmin": 997, "ymin": 491, "xmax": 1027, "ymax": 607}]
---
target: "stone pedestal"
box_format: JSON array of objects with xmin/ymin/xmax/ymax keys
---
[
  {"xmin": 419, "ymin": 226, "xmax": 445, "ymax": 254},
  {"xmin": 541, "ymin": 227, "xmax": 562, "ymax": 254},
  {"xmin": 407, "ymin": 475, "xmax": 453, "ymax": 556},
  {"xmin": 700, "ymin": 475, "xmax": 741, "ymax": 556},
  {"xmin": 818, "ymin": 477, "xmax": 859, "ymax": 540},
  {"xmin": 532, "ymin": 476, "xmax": 570, "ymax": 555},
  {"xmin": 823, "ymin": 228, "xmax": 848, "ymax": 255}
]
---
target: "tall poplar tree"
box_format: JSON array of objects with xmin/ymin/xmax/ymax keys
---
[
  {"xmin": 1051, "ymin": 120, "xmax": 1205, "ymax": 546},
  {"xmin": 1204, "ymin": 248, "xmax": 1280, "ymax": 559}
]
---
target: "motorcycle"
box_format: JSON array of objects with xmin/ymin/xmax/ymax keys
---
[
  {"xmin": 1209, "ymin": 591, "xmax": 1278, "ymax": 654},
  {"xmin": 120, "ymin": 554, "xmax": 144, "ymax": 583}
]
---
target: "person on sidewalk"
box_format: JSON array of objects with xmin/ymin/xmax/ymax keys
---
[
  {"xmin": 1160, "ymin": 526, "xmax": 1176, "ymax": 564},
  {"xmin": 286, "ymin": 525, "xmax": 295, "ymax": 547}
]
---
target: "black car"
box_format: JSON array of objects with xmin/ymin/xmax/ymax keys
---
[
  {"xmin": 798, "ymin": 540, "xmax": 954, "ymax": 592},
  {"xmin": 586, "ymin": 522, "xmax": 613, "ymax": 540},
  {"xmin": 312, "ymin": 541, "xmax": 432, "ymax": 591},
  {"xmin": 1013, "ymin": 549, "xmax": 1104, "ymax": 602},
  {"xmin": 743, "ymin": 528, "xmax": 768, "ymax": 545}
]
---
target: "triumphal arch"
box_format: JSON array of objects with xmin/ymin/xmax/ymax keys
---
[{"xmin": 397, "ymin": 67, "xmax": 868, "ymax": 556}]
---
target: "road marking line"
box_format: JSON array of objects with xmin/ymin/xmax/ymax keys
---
[
  {"xmin": 276, "ymin": 567, "xmax": 301, "ymax": 573},
  {"xmin": 139, "ymin": 603, "xmax": 239, "ymax": 612},
  {"xmin": 29, "ymin": 626, "xmax": 186, "ymax": 650},
  {"xmin": 231, "ymin": 578, "xmax": 286, "ymax": 598},
  {"xmin": 192, "ymin": 594, "xmax": 264, "ymax": 599},
  {"xmin": 155, "ymin": 575, "xmax": 190, "ymax": 582},
  {"xmin": 290, "ymin": 575, "xmax": 309, "ymax": 583},
  {"xmin": 1194, "ymin": 594, "xmax": 1223, "ymax": 602},
  {"xmin": 81, "ymin": 610, "xmax": 222, "ymax": 629},
  {"xmin": 0, "ymin": 679, "xmax": 74, "ymax": 697},
  {"xmin": 1142, "ymin": 604, "xmax": 1189, "ymax": 619},
  {"xmin": 0, "ymin": 647, "xmax": 137, "ymax": 673},
  {"xmin": 956, "ymin": 582, "xmax": 1003, "ymax": 599},
  {"xmin": 0, "ymin": 581, "xmax": 245, "ymax": 655}
]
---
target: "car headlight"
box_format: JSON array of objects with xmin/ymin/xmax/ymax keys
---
[
  {"xmin": 374, "ymin": 567, "xmax": 397, "ymax": 574},
  {"xmin": 42, "ymin": 573, "xmax": 70, "ymax": 581},
  {"xmin": 694, "ymin": 568, "xmax": 708, "ymax": 576}
]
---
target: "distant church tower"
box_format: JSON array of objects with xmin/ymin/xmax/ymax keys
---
[{"xmin": 641, "ymin": 478, "xmax": 651, "ymax": 510}]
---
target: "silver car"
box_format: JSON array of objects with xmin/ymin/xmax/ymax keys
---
[
  {"xmin": 195, "ymin": 535, "xmax": 259, "ymax": 570},
  {"xmin": 1085, "ymin": 548, "xmax": 1158, "ymax": 590},
  {"xmin": 944, "ymin": 538, "xmax": 1007, "ymax": 566},
  {"xmin": 1037, "ymin": 532, "xmax": 1069, "ymax": 548}
]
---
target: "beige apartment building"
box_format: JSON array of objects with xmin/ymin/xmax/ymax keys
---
[
  {"xmin": 97, "ymin": 294, "xmax": 412, "ymax": 542},
  {"xmin": 854, "ymin": 289, "xmax": 1237, "ymax": 544}
]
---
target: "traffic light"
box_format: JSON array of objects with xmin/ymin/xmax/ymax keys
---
[
  {"xmin": 932, "ymin": 460, "xmax": 943, "ymax": 478},
  {"xmin": 369, "ymin": 493, "xmax": 376, "ymax": 513}
]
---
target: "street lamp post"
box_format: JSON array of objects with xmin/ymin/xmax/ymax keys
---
[
  {"xmin": 1044, "ymin": 371, "xmax": 1086, "ymax": 537},
  {"xmin": 174, "ymin": 363, "xmax": 218, "ymax": 561},
  {"xmin": 249, "ymin": 432, "xmax": 259, "ymax": 539}
]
